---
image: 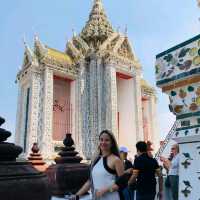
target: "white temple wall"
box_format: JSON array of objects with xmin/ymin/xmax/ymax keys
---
[
  {"xmin": 117, "ymin": 77, "xmax": 137, "ymax": 156},
  {"xmin": 15, "ymin": 74, "xmax": 32, "ymax": 155},
  {"xmin": 16, "ymin": 85, "xmax": 26, "ymax": 148},
  {"xmin": 15, "ymin": 85, "xmax": 23, "ymax": 145}
]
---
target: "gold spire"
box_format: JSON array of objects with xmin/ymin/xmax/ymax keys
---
[{"xmin": 80, "ymin": 0, "xmax": 114, "ymax": 46}]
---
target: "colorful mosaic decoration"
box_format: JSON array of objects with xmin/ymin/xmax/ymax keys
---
[
  {"xmin": 156, "ymin": 35, "xmax": 200, "ymax": 86},
  {"xmin": 156, "ymin": 34, "xmax": 200, "ymax": 200},
  {"xmin": 168, "ymin": 84, "xmax": 200, "ymax": 115}
]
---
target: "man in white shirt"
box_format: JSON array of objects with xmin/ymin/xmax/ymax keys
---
[{"xmin": 161, "ymin": 144, "xmax": 179, "ymax": 200}]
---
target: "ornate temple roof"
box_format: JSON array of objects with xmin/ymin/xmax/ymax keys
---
[
  {"xmin": 46, "ymin": 47, "xmax": 73, "ymax": 66},
  {"xmin": 21, "ymin": 0, "xmax": 140, "ymax": 72},
  {"xmin": 34, "ymin": 36, "xmax": 73, "ymax": 68},
  {"xmin": 141, "ymin": 79, "xmax": 155, "ymax": 94},
  {"xmin": 80, "ymin": 0, "xmax": 114, "ymax": 45}
]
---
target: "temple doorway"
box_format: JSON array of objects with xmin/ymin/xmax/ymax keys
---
[
  {"xmin": 116, "ymin": 72, "xmax": 136, "ymax": 151},
  {"xmin": 53, "ymin": 76, "xmax": 73, "ymax": 141}
]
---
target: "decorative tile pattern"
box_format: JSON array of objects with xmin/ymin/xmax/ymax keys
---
[
  {"xmin": 156, "ymin": 34, "xmax": 200, "ymax": 200},
  {"xmin": 156, "ymin": 35, "xmax": 200, "ymax": 85},
  {"xmin": 167, "ymin": 83, "xmax": 200, "ymax": 116}
]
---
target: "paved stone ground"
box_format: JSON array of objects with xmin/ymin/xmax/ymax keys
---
[
  {"xmin": 52, "ymin": 195, "xmax": 91, "ymax": 200},
  {"xmin": 52, "ymin": 177, "xmax": 173, "ymax": 200}
]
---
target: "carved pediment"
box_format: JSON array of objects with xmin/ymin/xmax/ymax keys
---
[
  {"xmin": 98, "ymin": 32, "xmax": 119, "ymax": 52},
  {"xmin": 97, "ymin": 34, "xmax": 137, "ymax": 63},
  {"xmin": 117, "ymin": 38, "xmax": 135, "ymax": 61}
]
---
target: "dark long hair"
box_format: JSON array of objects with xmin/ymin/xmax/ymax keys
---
[{"xmin": 98, "ymin": 129, "xmax": 120, "ymax": 158}]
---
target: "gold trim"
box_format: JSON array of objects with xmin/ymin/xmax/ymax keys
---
[{"xmin": 162, "ymin": 75, "xmax": 200, "ymax": 92}]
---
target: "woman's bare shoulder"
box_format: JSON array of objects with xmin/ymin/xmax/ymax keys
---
[{"xmin": 110, "ymin": 154, "xmax": 122, "ymax": 163}]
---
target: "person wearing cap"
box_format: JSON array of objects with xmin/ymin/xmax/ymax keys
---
[
  {"xmin": 119, "ymin": 146, "xmax": 133, "ymax": 171},
  {"xmin": 119, "ymin": 146, "xmax": 135, "ymax": 200}
]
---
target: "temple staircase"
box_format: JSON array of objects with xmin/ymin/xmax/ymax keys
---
[{"xmin": 155, "ymin": 121, "xmax": 179, "ymax": 160}]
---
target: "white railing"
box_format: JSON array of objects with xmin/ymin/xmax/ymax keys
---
[{"xmin": 155, "ymin": 121, "xmax": 179, "ymax": 160}]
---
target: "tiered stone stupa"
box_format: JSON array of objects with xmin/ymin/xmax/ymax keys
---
[
  {"xmin": 28, "ymin": 143, "xmax": 47, "ymax": 172},
  {"xmin": 0, "ymin": 116, "xmax": 51, "ymax": 200},
  {"xmin": 46, "ymin": 133, "xmax": 89, "ymax": 196}
]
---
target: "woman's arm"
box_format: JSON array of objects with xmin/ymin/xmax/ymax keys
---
[
  {"xmin": 76, "ymin": 180, "xmax": 91, "ymax": 197},
  {"xmin": 115, "ymin": 158, "xmax": 124, "ymax": 176}
]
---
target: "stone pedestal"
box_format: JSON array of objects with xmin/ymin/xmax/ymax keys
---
[
  {"xmin": 0, "ymin": 116, "xmax": 51, "ymax": 200},
  {"xmin": 156, "ymin": 34, "xmax": 200, "ymax": 199},
  {"xmin": 46, "ymin": 133, "xmax": 89, "ymax": 196}
]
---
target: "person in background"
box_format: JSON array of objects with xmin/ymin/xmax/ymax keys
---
[
  {"xmin": 128, "ymin": 141, "xmax": 163, "ymax": 200},
  {"xmin": 119, "ymin": 146, "xmax": 135, "ymax": 200},
  {"xmin": 119, "ymin": 146, "xmax": 133, "ymax": 171},
  {"xmin": 160, "ymin": 144, "xmax": 179, "ymax": 200},
  {"xmin": 146, "ymin": 141, "xmax": 154, "ymax": 158}
]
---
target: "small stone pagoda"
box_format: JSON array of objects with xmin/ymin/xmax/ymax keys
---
[
  {"xmin": 28, "ymin": 143, "xmax": 47, "ymax": 172},
  {"xmin": 0, "ymin": 116, "xmax": 51, "ymax": 200},
  {"xmin": 46, "ymin": 133, "xmax": 89, "ymax": 196}
]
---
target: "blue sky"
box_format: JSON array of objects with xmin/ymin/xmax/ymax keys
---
[{"xmin": 0, "ymin": 0, "xmax": 199, "ymax": 141}]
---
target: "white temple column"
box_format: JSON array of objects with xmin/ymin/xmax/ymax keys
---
[
  {"xmin": 75, "ymin": 64, "xmax": 83, "ymax": 155},
  {"xmin": 134, "ymin": 69, "xmax": 144, "ymax": 141},
  {"xmin": 26, "ymin": 72, "xmax": 41, "ymax": 155},
  {"xmin": 97, "ymin": 57, "xmax": 103, "ymax": 134},
  {"xmin": 149, "ymin": 95, "xmax": 160, "ymax": 151},
  {"xmin": 41, "ymin": 67, "xmax": 54, "ymax": 159},
  {"xmin": 89, "ymin": 57, "xmax": 99, "ymax": 156},
  {"xmin": 105, "ymin": 64, "xmax": 118, "ymax": 139},
  {"xmin": 81, "ymin": 60, "xmax": 90, "ymax": 159}
]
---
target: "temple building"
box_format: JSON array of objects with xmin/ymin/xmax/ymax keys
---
[{"xmin": 15, "ymin": 0, "xmax": 159, "ymax": 159}]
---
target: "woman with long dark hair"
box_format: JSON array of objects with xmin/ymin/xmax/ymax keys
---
[{"xmin": 69, "ymin": 130, "xmax": 124, "ymax": 200}]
